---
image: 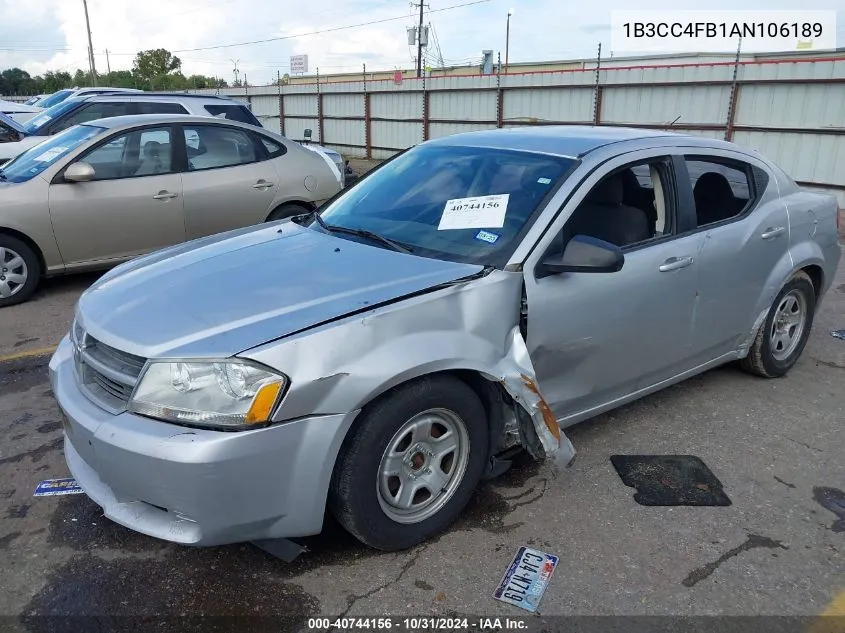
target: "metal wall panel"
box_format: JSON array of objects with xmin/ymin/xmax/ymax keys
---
[
  {"xmin": 733, "ymin": 131, "xmax": 845, "ymax": 187},
  {"xmin": 735, "ymin": 83, "xmax": 845, "ymax": 128},
  {"xmin": 370, "ymin": 93, "xmax": 422, "ymax": 119},
  {"xmin": 372, "ymin": 147, "xmax": 399, "ymax": 159},
  {"xmin": 284, "ymin": 94, "xmax": 318, "ymax": 117},
  {"xmin": 323, "ymin": 119, "xmax": 366, "ymax": 150},
  {"xmin": 601, "ymin": 85, "xmax": 730, "ymax": 125},
  {"xmin": 371, "ymin": 120, "xmax": 421, "ymax": 149},
  {"xmin": 428, "ymin": 122, "xmax": 497, "ymax": 139},
  {"xmin": 503, "ymin": 71, "xmax": 594, "ymax": 88},
  {"xmin": 283, "ymin": 117, "xmax": 320, "ymax": 142},
  {"xmin": 738, "ymin": 58, "xmax": 845, "ymax": 82},
  {"xmin": 250, "ymin": 95, "xmax": 280, "ymax": 118},
  {"xmin": 429, "ymin": 91, "xmax": 496, "ymax": 121},
  {"xmin": 426, "ymin": 76, "xmax": 498, "ymax": 91},
  {"xmin": 603, "ymin": 63, "xmax": 735, "ymax": 85},
  {"xmin": 323, "ymin": 93, "xmax": 364, "ymax": 117},
  {"xmin": 504, "ymin": 87, "xmax": 593, "ymax": 123},
  {"xmin": 262, "ymin": 117, "xmax": 282, "ymax": 134}
]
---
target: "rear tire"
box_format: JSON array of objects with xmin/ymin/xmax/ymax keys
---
[
  {"xmin": 266, "ymin": 203, "xmax": 310, "ymax": 222},
  {"xmin": 0, "ymin": 235, "xmax": 41, "ymax": 308},
  {"xmin": 740, "ymin": 271, "xmax": 815, "ymax": 378},
  {"xmin": 329, "ymin": 376, "xmax": 489, "ymax": 551}
]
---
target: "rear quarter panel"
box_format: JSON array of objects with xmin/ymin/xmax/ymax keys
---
[
  {"xmin": 783, "ymin": 186, "xmax": 841, "ymax": 298},
  {"xmin": 268, "ymin": 143, "xmax": 342, "ymax": 209}
]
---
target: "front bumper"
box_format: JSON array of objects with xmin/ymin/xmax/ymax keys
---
[{"xmin": 49, "ymin": 336, "xmax": 358, "ymax": 546}]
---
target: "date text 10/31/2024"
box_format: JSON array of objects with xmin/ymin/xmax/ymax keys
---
[{"xmin": 307, "ymin": 617, "xmax": 528, "ymax": 630}]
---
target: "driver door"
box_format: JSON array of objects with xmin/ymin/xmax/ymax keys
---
[
  {"xmin": 48, "ymin": 125, "xmax": 185, "ymax": 267},
  {"xmin": 521, "ymin": 151, "xmax": 705, "ymax": 423}
]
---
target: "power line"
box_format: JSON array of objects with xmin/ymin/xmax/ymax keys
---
[{"xmin": 171, "ymin": 0, "xmax": 489, "ymax": 53}]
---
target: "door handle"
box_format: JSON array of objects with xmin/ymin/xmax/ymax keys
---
[
  {"xmin": 659, "ymin": 256, "xmax": 694, "ymax": 272},
  {"xmin": 760, "ymin": 226, "xmax": 786, "ymax": 240},
  {"xmin": 153, "ymin": 191, "xmax": 178, "ymax": 200},
  {"xmin": 252, "ymin": 180, "xmax": 275, "ymax": 190}
]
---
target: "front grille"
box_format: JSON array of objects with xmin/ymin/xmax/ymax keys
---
[{"xmin": 74, "ymin": 325, "xmax": 147, "ymax": 412}]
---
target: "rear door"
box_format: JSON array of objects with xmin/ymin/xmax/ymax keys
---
[
  {"xmin": 677, "ymin": 152, "xmax": 790, "ymax": 362},
  {"xmin": 179, "ymin": 123, "xmax": 279, "ymax": 239},
  {"xmin": 48, "ymin": 124, "xmax": 185, "ymax": 266}
]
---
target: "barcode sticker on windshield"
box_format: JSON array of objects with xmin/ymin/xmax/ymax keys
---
[
  {"xmin": 438, "ymin": 194, "xmax": 509, "ymax": 230},
  {"xmin": 33, "ymin": 147, "xmax": 67, "ymax": 162}
]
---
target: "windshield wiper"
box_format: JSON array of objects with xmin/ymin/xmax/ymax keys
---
[
  {"xmin": 304, "ymin": 210, "xmax": 414, "ymax": 254},
  {"xmin": 323, "ymin": 224, "xmax": 414, "ymax": 254}
]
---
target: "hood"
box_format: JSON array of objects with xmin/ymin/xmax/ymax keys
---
[
  {"xmin": 78, "ymin": 222, "xmax": 483, "ymax": 359},
  {"xmin": 0, "ymin": 112, "xmax": 28, "ymax": 136},
  {"xmin": 0, "ymin": 99, "xmax": 40, "ymax": 114}
]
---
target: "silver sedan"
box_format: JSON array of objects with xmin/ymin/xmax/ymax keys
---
[
  {"xmin": 0, "ymin": 114, "xmax": 343, "ymax": 306},
  {"xmin": 50, "ymin": 126, "xmax": 841, "ymax": 552}
]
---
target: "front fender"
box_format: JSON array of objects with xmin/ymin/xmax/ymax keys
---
[{"xmin": 242, "ymin": 271, "xmax": 575, "ymax": 467}]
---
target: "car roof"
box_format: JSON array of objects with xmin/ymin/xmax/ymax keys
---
[
  {"xmin": 73, "ymin": 93, "xmax": 241, "ymax": 103},
  {"xmin": 81, "ymin": 113, "xmax": 263, "ymax": 130},
  {"xmin": 426, "ymin": 125, "xmax": 734, "ymax": 158}
]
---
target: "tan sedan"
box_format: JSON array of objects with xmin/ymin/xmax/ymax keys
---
[{"xmin": 0, "ymin": 114, "xmax": 343, "ymax": 306}]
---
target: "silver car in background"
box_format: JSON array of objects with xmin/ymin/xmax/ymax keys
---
[
  {"xmin": 50, "ymin": 126, "xmax": 840, "ymax": 552},
  {"xmin": 0, "ymin": 114, "xmax": 342, "ymax": 305}
]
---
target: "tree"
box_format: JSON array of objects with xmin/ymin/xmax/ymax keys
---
[
  {"xmin": 0, "ymin": 68, "xmax": 32, "ymax": 94},
  {"xmin": 133, "ymin": 49, "xmax": 181, "ymax": 88}
]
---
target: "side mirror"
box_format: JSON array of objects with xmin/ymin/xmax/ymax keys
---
[
  {"xmin": 537, "ymin": 234, "xmax": 624, "ymax": 278},
  {"xmin": 64, "ymin": 162, "xmax": 95, "ymax": 183}
]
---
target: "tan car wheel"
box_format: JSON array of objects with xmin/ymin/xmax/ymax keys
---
[{"xmin": 0, "ymin": 235, "xmax": 40, "ymax": 308}]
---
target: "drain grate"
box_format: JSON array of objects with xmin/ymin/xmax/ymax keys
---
[{"xmin": 610, "ymin": 455, "xmax": 732, "ymax": 506}]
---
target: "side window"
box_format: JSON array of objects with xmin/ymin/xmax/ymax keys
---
[
  {"xmin": 561, "ymin": 158, "xmax": 674, "ymax": 250},
  {"xmin": 184, "ymin": 125, "xmax": 257, "ymax": 171},
  {"xmin": 684, "ymin": 158, "xmax": 754, "ymax": 228},
  {"xmin": 80, "ymin": 126, "xmax": 174, "ymax": 180},
  {"xmin": 203, "ymin": 104, "xmax": 260, "ymax": 126},
  {"xmin": 136, "ymin": 102, "xmax": 189, "ymax": 115},
  {"xmin": 256, "ymin": 134, "xmax": 286, "ymax": 159},
  {"xmin": 51, "ymin": 102, "xmax": 131, "ymax": 134}
]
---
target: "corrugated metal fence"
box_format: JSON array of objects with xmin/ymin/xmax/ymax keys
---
[{"xmin": 192, "ymin": 56, "xmax": 845, "ymax": 205}]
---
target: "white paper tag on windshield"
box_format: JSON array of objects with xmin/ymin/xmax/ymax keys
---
[
  {"xmin": 438, "ymin": 194, "xmax": 509, "ymax": 230},
  {"xmin": 33, "ymin": 147, "xmax": 67, "ymax": 162},
  {"xmin": 31, "ymin": 114, "xmax": 52, "ymax": 127}
]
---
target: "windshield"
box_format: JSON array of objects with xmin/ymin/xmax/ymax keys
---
[
  {"xmin": 23, "ymin": 98, "xmax": 83, "ymax": 135},
  {"xmin": 317, "ymin": 144, "xmax": 577, "ymax": 266},
  {"xmin": 0, "ymin": 124, "xmax": 103, "ymax": 183},
  {"xmin": 35, "ymin": 89, "xmax": 75, "ymax": 109}
]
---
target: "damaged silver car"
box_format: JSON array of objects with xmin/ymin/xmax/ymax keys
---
[{"xmin": 50, "ymin": 126, "xmax": 841, "ymax": 551}]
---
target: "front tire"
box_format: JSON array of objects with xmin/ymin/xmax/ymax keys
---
[
  {"xmin": 741, "ymin": 271, "xmax": 816, "ymax": 378},
  {"xmin": 0, "ymin": 235, "xmax": 40, "ymax": 308},
  {"xmin": 329, "ymin": 376, "xmax": 489, "ymax": 551}
]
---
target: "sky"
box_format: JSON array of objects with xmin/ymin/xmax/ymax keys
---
[{"xmin": 1, "ymin": 0, "xmax": 843, "ymax": 85}]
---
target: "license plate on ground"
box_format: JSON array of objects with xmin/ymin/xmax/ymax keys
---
[{"xmin": 493, "ymin": 546, "xmax": 558, "ymax": 612}]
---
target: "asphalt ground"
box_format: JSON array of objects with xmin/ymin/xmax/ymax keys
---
[{"xmin": 0, "ymin": 251, "xmax": 842, "ymax": 633}]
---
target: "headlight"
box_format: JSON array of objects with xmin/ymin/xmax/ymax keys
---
[{"xmin": 128, "ymin": 360, "xmax": 288, "ymax": 430}]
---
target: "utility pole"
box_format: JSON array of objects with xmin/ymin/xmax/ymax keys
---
[
  {"xmin": 105, "ymin": 49, "xmax": 111, "ymax": 75},
  {"xmin": 415, "ymin": 1, "xmax": 425, "ymax": 78},
  {"xmin": 82, "ymin": 0, "xmax": 97, "ymax": 86}
]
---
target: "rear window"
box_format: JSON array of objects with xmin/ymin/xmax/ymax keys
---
[{"xmin": 204, "ymin": 104, "xmax": 261, "ymax": 126}]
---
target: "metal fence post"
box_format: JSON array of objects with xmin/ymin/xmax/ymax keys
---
[
  {"xmin": 317, "ymin": 68, "xmax": 324, "ymax": 144},
  {"xmin": 725, "ymin": 37, "xmax": 743, "ymax": 141},
  {"xmin": 496, "ymin": 52, "xmax": 504, "ymax": 128},
  {"xmin": 363, "ymin": 64, "xmax": 372, "ymax": 159},
  {"xmin": 592, "ymin": 42, "xmax": 602, "ymax": 126},
  {"xmin": 422, "ymin": 68, "xmax": 429, "ymax": 141}
]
